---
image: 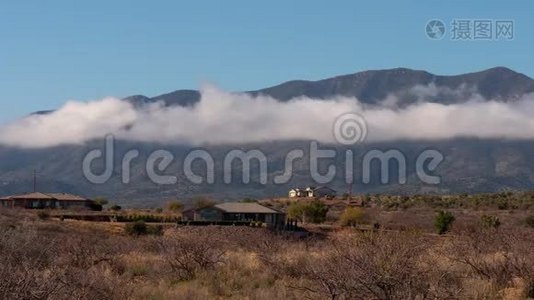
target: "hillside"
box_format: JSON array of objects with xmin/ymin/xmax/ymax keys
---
[
  {"xmin": 123, "ymin": 67, "xmax": 534, "ymax": 107},
  {"xmin": 1, "ymin": 67, "xmax": 534, "ymax": 206}
]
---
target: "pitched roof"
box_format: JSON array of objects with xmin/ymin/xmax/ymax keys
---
[
  {"xmin": 214, "ymin": 202, "xmax": 282, "ymax": 214},
  {"xmin": 313, "ymin": 186, "xmax": 336, "ymax": 192},
  {"xmin": 46, "ymin": 193, "xmax": 88, "ymax": 201},
  {"xmin": 11, "ymin": 192, "xmax": 55, "ymax": 200},
  {"xmin": 291, "ymin": 186, "xmax": 336, "ymax": 192},
  {"xmin": 1, "ymin": 192, "xmax": 91, "ymax": 201}
]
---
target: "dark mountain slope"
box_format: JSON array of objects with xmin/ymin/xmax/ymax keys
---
[
  {"xmin": 3, "ymin": 67, "xmax": 534, "ymax": 206},
  {"xmin": 130, "ymin": 67, "xmax": 534, "ymax": 107}
]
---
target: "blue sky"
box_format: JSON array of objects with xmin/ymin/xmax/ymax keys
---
[{"xmin": 0, "ymin": 0, "xmax": 533, "ymax": 122}]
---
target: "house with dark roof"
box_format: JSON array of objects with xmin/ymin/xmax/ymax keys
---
[
  {"xmin": 0, "ymin": 192, "xmax": 96, "ymax": 210},
  {"xmin": 289, "ymin": 186, "xmax": 337, "ymax": 199},
  {"xmin": 308, "ymin": 186, "xmax": 337, "ymax": 198},
  {"xmin": 183, "ymin": 202, "xmax": 286, "ymax": 228}
]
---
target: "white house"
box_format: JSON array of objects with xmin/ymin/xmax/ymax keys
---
[
  {"xmin": 288, "ymin": 188, "xmax": 306, "ymax": 198},
  {"xmin": 288, "ymin": 186, "xmax": 336, "ymax": 199}
]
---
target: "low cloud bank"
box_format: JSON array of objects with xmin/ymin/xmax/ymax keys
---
[{"xmin": 1, "ymin": 85, "xmax": 534, "ymax": 148}]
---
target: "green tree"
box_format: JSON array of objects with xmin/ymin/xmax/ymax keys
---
[
  {"xmin": 37, "ymin": 210, "xmax": 50, "ymax": 220},
  {"xmin": 304, "ymin": 200, "xmax": 329, "ymax": 224},
  {"xmin": 240, "ymin": 198, "xmax": 257, "ymax": 203},
  {"xmin": 93, "ymin": 197, "xmax": 109, "ymax": 206},
  {"xmin": 287, "ymin": 202, "xmax": 306, "ymax": 221},
  {"xmin": 480, "ymin": 215, "xmax": 501, "ymax": 229},
  {"xmin": 125, "ymin": 221, "xmax": 147, "ymax": 235},
  {"xmin": 525, "ymin": 215, "xmax": 534, "ymax": 228},
  {"xmin": 434, "ymin": 210, "xmax": 455, "ymax": 234},
  {"xmin": 192, "ymin": 197, "xmax": 217, "ymax": 209},
  {"xmin": 339, "ymin": 207, "xmax": 365, "ymax": 227},
  {"xmin": 88, "ymin": 203, "xmax": 103, "ymax": 211},
  {"xmin": 167, "ymin": 200, "xmax": 184, "ymax": 212},
  {"xmin": 288, "ymin": 201, "xmax": 329, "ymax": 224},
  {"xmin": 110, "ymin": 204, "xmax": 122, "ymax": 212}
]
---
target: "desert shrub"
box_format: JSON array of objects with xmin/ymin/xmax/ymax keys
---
[
  {"xmin": 192, "ymin": 197, "xmax": 217, "ymax": 209},
  {"xmin": 339, "ymin": 207, "xmax": 364, "ymax": 227},
  {"xmin": 497, "ymin": 199, "xmax": 509, "ymax": 210},
  {"xmin": 0, "ymin": 229, "xmax": 64, "ymax": 299},
  {"xmin": 525, "ymin": 215, "xmax": 534, "ymax": 228},
  {"xmin": 88, "ymin": 203, "xmax": 103, "ymax": 211},
  {"xmin": 288, "ymin": 201, "xmax": 328, "ymax": 224},
  {"xmin": 196, "ymin": 250, "xmax": 285, "ymax": 298},
  {"xmin": 125, "ymin": 221, "xmax": 147, "ymax": 235},
  {"xmin": 434, "ymin": 210, "xmax": 455, "ymax": 234},
  {"xmin": 36, "ymin": 210, "xmax": 50, "ymax": 220},
  {"xmin": 224, "ymin": 227, "xmax": 290, "ymax": 270},
  {"xmin": 61, "ymin": 268, "xmax": 135, "ymax": 300},
  {"xmin": 56, "ymin": 234, "xmax": 135, "ymax": 299},
  {"xmin": 125, "ymin": 221, "xmax": 163, "ymax": 236},
  {"xmin": 158, "ymin": 229, "xmax": 226, "ymax": 280},
  {"xmin": 110, "ymin": 204, "xmax": 122, "ymax": 211},
  {"xmin": 0, "ymin": 226, "xmax": 137, "ymax": 299},
  {"xmin": 121, "ymin": 214, "xmax": 179, "ymax": 223},
  {"xmin": 147, "ymin": 224, "xmax": 164, "ymax": 236},
  {"xmin": 443, "ymin": 228, "xmax": 534, "ymax": 293},
  {"xmin": 240, "ymin": 198, "xmax": 257, "ymax": 203},
  {"xmin": 93, "ymin": 197, "xmax": 109, "ymax": 206},
  {"xmin": 284, "ymin": 231, "xmax": 461, "ymax": 299},
  {"xmin": 167, "ymin": 200, "xmax": 184, "ymax": 212},
  {"xmin": 287, "ymin": 202, "xmax": 306, "ymax": 221},
  {"xmin": 480, "ymin": 214, "xmax": 501, "ymax": 229}
]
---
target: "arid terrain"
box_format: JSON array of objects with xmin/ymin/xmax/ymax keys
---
[
  {"xmin": 1, "ymin": 192, "xmax": 534, "ymax": 299},
  {"xmin": 2, "ymin": 1, "xmax": 532, "ymax": 299}
]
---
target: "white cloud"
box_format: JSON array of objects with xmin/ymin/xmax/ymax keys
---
[
  {"xmin": 1, "ymin": 84, "xmax": 534, "ymax": 148},
  {"xmin": 0, "ymin": 98, "xmax": 137, "ymax": 148}
]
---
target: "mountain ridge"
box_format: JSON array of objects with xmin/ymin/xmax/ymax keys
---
[
  {"xmin": 4, "ymin": 66, "xmax": 534, "ymax": 206},
  {"xmin": 31, "ymin": 67, "xmax": 534, "ymax": 115},
  {"xmin": 121, "ymin": 67, "xmax": 534, "ymax": 109}
]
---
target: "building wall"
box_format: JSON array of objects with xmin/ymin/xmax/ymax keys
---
[
  {"xmin": 222, "ymin": 213, "xmax": 267, "ymax": 222},
  {"xmin": 57, "ymin": 201, "xmax": 91, "ymax": 210},
  {"xmin": 222, "ymin": 212, "xmax": 286, "ymax": 227},
  {"xmin": 187, "ymin": 207, "xmax": 286, "ymax": 227},
  {"xmin": 0, "ymin": 199, "xmax": 92, "ymax": 210},
  {"xmin": 194, "ymin": 207, "xmax": 223, "ymax": 221},
  {"xmin": 313, "ymin": 187, "xmax": 336, "ymax": 198}
]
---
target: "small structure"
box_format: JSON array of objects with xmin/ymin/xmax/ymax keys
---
[
  {"xmin": 288, "ymin": 188, "xmax": 306, "ymax": 198},
  {"xmin": 309, "ymin": 186, "xmax": 337, "ymax": 198},
  {"xmin": 289, "ymin": 186, "xmax": 337, "ymax": 199},
  {"xmin": 183, "ymin": 202, "xmax": 285, "ymax": 228},
  {"xmin": 0, "ymin": 192, "xmax": 96, "ymax": 210}
]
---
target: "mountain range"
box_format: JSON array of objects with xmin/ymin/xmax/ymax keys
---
[
  {"xmin": 124, "ymin": 67, "xmax": 534, "ymax": 106},
  {"xmin": 1, "ymin": 67, "xmax": 534, "ymax": 207}
]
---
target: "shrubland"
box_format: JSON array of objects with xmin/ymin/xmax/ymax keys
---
[{"xmin": 1, "ymin": 207, "xmax": 534, "ymax": 299}]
